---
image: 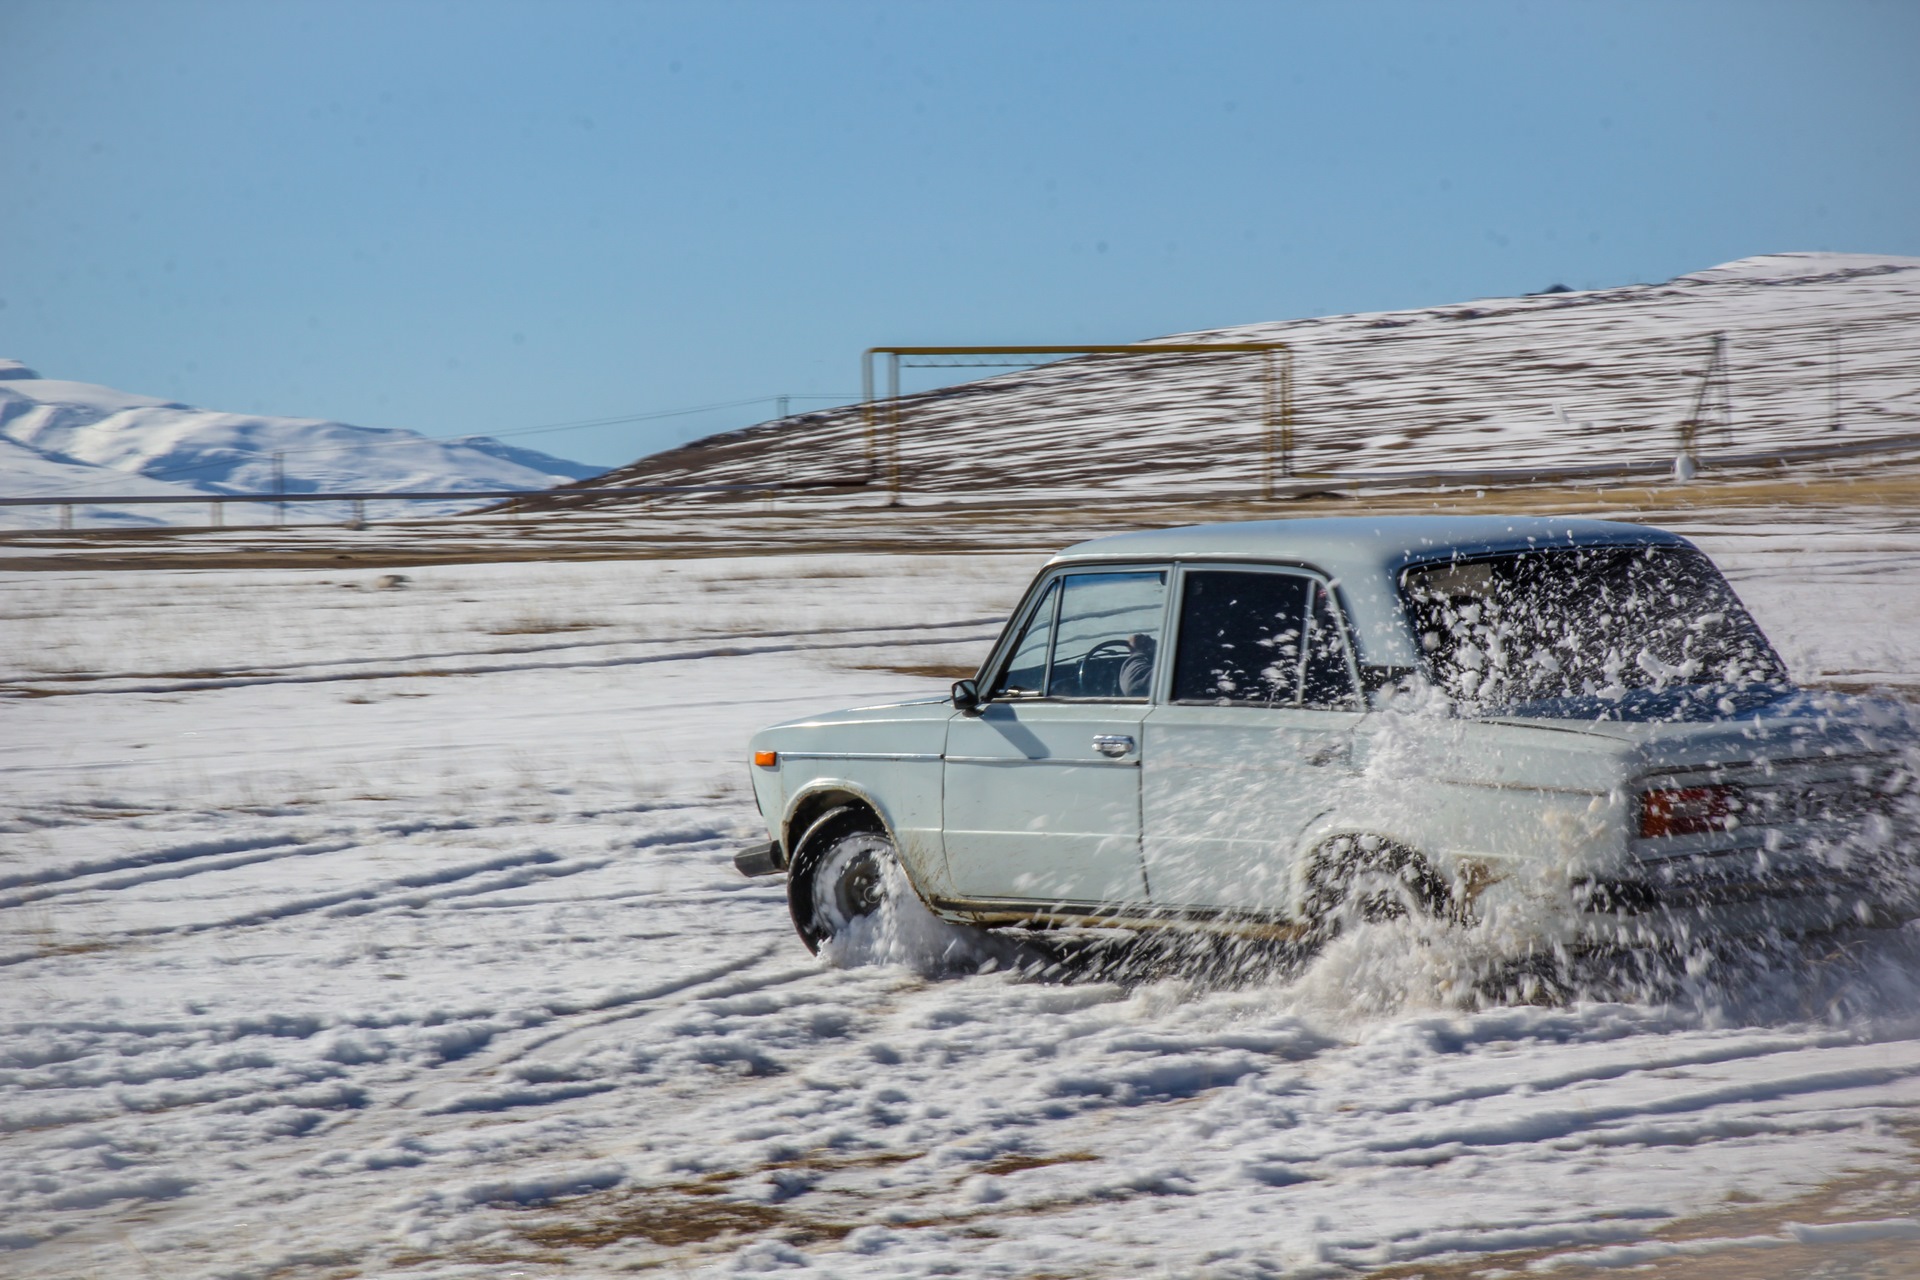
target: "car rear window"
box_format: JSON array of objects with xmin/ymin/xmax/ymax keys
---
[{"xmin": 1399, "ymin": 544, "xmax": 1787, "ymax": 712}]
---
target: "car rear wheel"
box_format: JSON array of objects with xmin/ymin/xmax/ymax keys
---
[
  {"xmin": 1302, "ymin": 834, "xmax": 1451, "ymax": 940},
  {"xmin": 787, "ymin": 806, "xmax": 899, "ymax": 953}
]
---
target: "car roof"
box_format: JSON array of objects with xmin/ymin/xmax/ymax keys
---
[
  {"xmin": 1053, "ymin": 514, "xmax": 1687, "ymax": 574},
  {"xmin": 1049, "ymin": 516, "xmax": 1696, "ymax": 667}
]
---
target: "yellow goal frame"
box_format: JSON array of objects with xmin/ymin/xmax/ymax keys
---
[{"xmin": 860, "ymin": 344, "xmax": 1294, "ymax": 503}]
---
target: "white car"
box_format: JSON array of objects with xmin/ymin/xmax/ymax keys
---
[{"xmin": 740, "ymin": 517, "xmax": 1917, "ymax": 955}]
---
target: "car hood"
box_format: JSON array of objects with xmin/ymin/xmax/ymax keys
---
[{"xmin": 757, "ymin": 694, "xmax": 954, "ymax": 736}]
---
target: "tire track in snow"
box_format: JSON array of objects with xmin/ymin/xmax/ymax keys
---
[
  {"xmin": 0, "ymin": 806, "xmax": 742, "ymax": 950},
  {"xmin": 0, "ymin": 834, "xmax": 356, "ymax": 910},
  {"xmin": 396, "ymin": 943, "xmax": 803, "ymax": 1115},
  {"xmin": 3, "ymin": 627, "xmax": 1000, "ymax": 698},
  {"xmin": 0, "ymin": 850, "xmax": 602, "ymax": 962},
  {"xmin": 162, "ymin": 942, "xmax": 811, "ymax": 1206},
  {"xmin": 1342, "ymin": 1057, "xmax": 1920, "ymax": 1160},
  {"xmin": 1365, "ymin": 1029, "xmax": 1890, "ymax": 1117},
  {"xmin": 0, "ymin": 831, "xmax": 775, "ymax": 1190},
  {"xmin": 167, "ymin": 818, "xmax": 744, "ymax": 934},
  {"xmin": 0, "ymin": 615, "xmax": 1003, "ymax": 686},
  {"xmin": 492, "ymin": 947, "xmax": 817, "ymax": 1065}
]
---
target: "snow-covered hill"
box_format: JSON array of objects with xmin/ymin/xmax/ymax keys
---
[
  {"xmin": 0, "ymin": 360, "xmax": 602, "ymax": 527},
  {"xmin": 12, "ymin": 252, "xmax": 1915, "ymax": 532},
  {"xmin": 589, "ymin": 252, "xmax": 1920, "ymax": 506}
]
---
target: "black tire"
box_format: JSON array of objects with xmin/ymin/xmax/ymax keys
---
[
  {"xmin": 1302, "ymin": 834, "xmax": 1451, "ymax": 940},
  {"xmin": 786, "ymin": 806, "xmax": 898, "ymax": 953}
]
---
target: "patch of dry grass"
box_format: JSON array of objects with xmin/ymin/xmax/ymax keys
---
[
  {"xmin": 11, "ymin": 455, "xmax": 1915, "ymax": 574},
  {"xmin": 483, "ymin": 615, "xmax": 607, "ymax": 636},
  {"xmin": 500, "ymin": 1145, "xmax": 1111, "ymax": 1265},
  {"xmin": 516, "ymin": 1188, "xmax": 795, "ymax": 1249},
  {"xmin": 974, "ymin": 1150, "xmax": 1099, "ymax": 1177}
]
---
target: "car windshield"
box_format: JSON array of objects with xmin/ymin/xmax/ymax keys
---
[{"xmin": 1399, "ymin": 544, "xmax": 1787, "ymax": 714}]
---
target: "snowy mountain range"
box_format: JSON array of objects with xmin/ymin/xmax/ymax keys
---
[
  {"xmin": 0, "ymin": 359, "xmax": 602, "ymax": 527},
  {"xmin": 588, "ymin": 251, "xmax": 1920, "ymax": 507}
]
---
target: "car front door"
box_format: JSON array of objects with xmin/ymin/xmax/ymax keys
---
[
  {"xmin": 1141, "ymin": 566, "xmax": 1365, "ymax": 916},
  {"xmin": 941, "ymin": 568, "xmax": 1168, "ymax": 909}
]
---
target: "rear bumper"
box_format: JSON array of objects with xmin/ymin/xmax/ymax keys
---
[
  {"xmin": 1571, "ymin": 880, "xmax": 1920, "ymax": 946},
  {"xmin": 1578, "ymin": 807, "xmax": 1920, "ymax": 942}
]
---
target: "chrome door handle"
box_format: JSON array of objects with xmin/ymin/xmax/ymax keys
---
[{"xmin": 1092, "ymin": 734, "xmax": 1136, "ymax": 758}]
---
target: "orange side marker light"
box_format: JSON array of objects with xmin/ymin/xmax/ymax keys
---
[{"xmin": 753, "ymin": 750, "xmax": 779, "ymax": 767}]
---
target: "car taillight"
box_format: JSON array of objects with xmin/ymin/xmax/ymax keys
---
[{"xmin": 1639, "ymin": 784, "xmax": 1740, "ymax": 838}]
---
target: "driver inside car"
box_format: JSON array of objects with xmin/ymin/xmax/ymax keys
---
[{"xmin": 1117, "ymin": 632, "xmax": 1156, "ymax": 698}]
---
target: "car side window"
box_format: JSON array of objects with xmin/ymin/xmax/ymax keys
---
[
  {"xmin": 991, "ymin": 570, "xmax": 1167, "ymax": 700},
  {"xmin": 1174, "ymin": 570, "xmax": 1307, "ymax": 705},
  {"xmin": 1301, "ymin": 578, "xmax": 1360, "ymax": 709},
  {"xmin": 994, "ymin": 580, "xmax": 1058, "ymax": 697},
  {"xmin": 1174, "ymin": 569, "xmax": 1359, "ymax": 709},
  {"xmin": 1049, "ymin": 571, "xmax": 1167, "ymax": 699}
]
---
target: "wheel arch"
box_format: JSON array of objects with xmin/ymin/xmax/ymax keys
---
[
  {"xmin": 782, "ymin": 781, "xmax": 890, "ymax": 862},
  {"xmin": 775, "ymin": 782, "xmax": 948, "ymax": 901},
  {"xmin": 782, "ymin": 784, "xmax": 953, "ymax": 955}
]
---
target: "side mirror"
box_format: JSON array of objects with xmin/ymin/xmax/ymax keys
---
[{"xmin": 951, "ymin": 678, "xmax": 982, "ymax": 714}]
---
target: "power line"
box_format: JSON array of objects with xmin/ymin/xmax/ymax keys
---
[{"xmin": 485, "ymin": 394, "xmax": 854, "ymax": 442}]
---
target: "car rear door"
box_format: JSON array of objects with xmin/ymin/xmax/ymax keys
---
[{"xmin": 1141, "ymin": 566, "xmax": 1364, "ymax": 915}]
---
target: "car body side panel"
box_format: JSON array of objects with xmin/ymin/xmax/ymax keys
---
[
  {"xmin": 1336, "ymin": 716, "xmax": 1630, "ymax": 873},
  {"xmin": 749, "ymin": 697, "xmax": 957, "ymax": 897},
  {"xmin": 1142, "ymin": 705, "xmax": 1362, "ymax": 912},
  {"xmin": 781, "ymin": 771, "xmax": 953, "ymax": 899},
  {"xmin": 942, "ymin": 701, "xmax": 1151, "ymax": 904}
]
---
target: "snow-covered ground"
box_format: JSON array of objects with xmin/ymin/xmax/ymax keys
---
[
  {"xmin": 5, "ymin": 522, "xmax": 1920, "ymax": 1279},
  {"xmin": 0, "ymin": 359, "xmax": 601, "ymax": 529}
]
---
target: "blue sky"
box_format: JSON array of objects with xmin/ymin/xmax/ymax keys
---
[{"xmin": 3, "ymin": 0, "xmax": 1916, "ymax": 467}]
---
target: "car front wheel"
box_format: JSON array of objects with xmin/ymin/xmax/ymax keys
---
[{"xmin": 787, "ymin": 807, "xmax": 899, "ymax": 953}]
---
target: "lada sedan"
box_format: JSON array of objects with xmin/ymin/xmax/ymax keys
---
[{"xmin": 740, "ymin": 517, "xmax": 1917, "ymax": 955}]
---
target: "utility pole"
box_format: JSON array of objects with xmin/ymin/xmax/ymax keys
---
[
  {"xmin": 274, "ymin": 451, "xmax": 286, "ymax": 526},
  {"xmin": 1677, "ymin": 332, "xmax": 1731, "ymax": 473},
  {"xmin": 776, "ymin": 396, "xmax": 791, "ymax": 490},
  {"xmin": 1829, "ymin": 332, "xmax": 1842, "ymax": 432}
]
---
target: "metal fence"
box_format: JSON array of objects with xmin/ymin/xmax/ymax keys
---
[{"xmin": 0, "ymin": 478, "xmax": 868, "ymax": 530}]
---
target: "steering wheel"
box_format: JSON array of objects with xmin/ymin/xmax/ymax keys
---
[{"xmin": 1076, "ymin": 639, "xmax": 1135, "ymax": 696}]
